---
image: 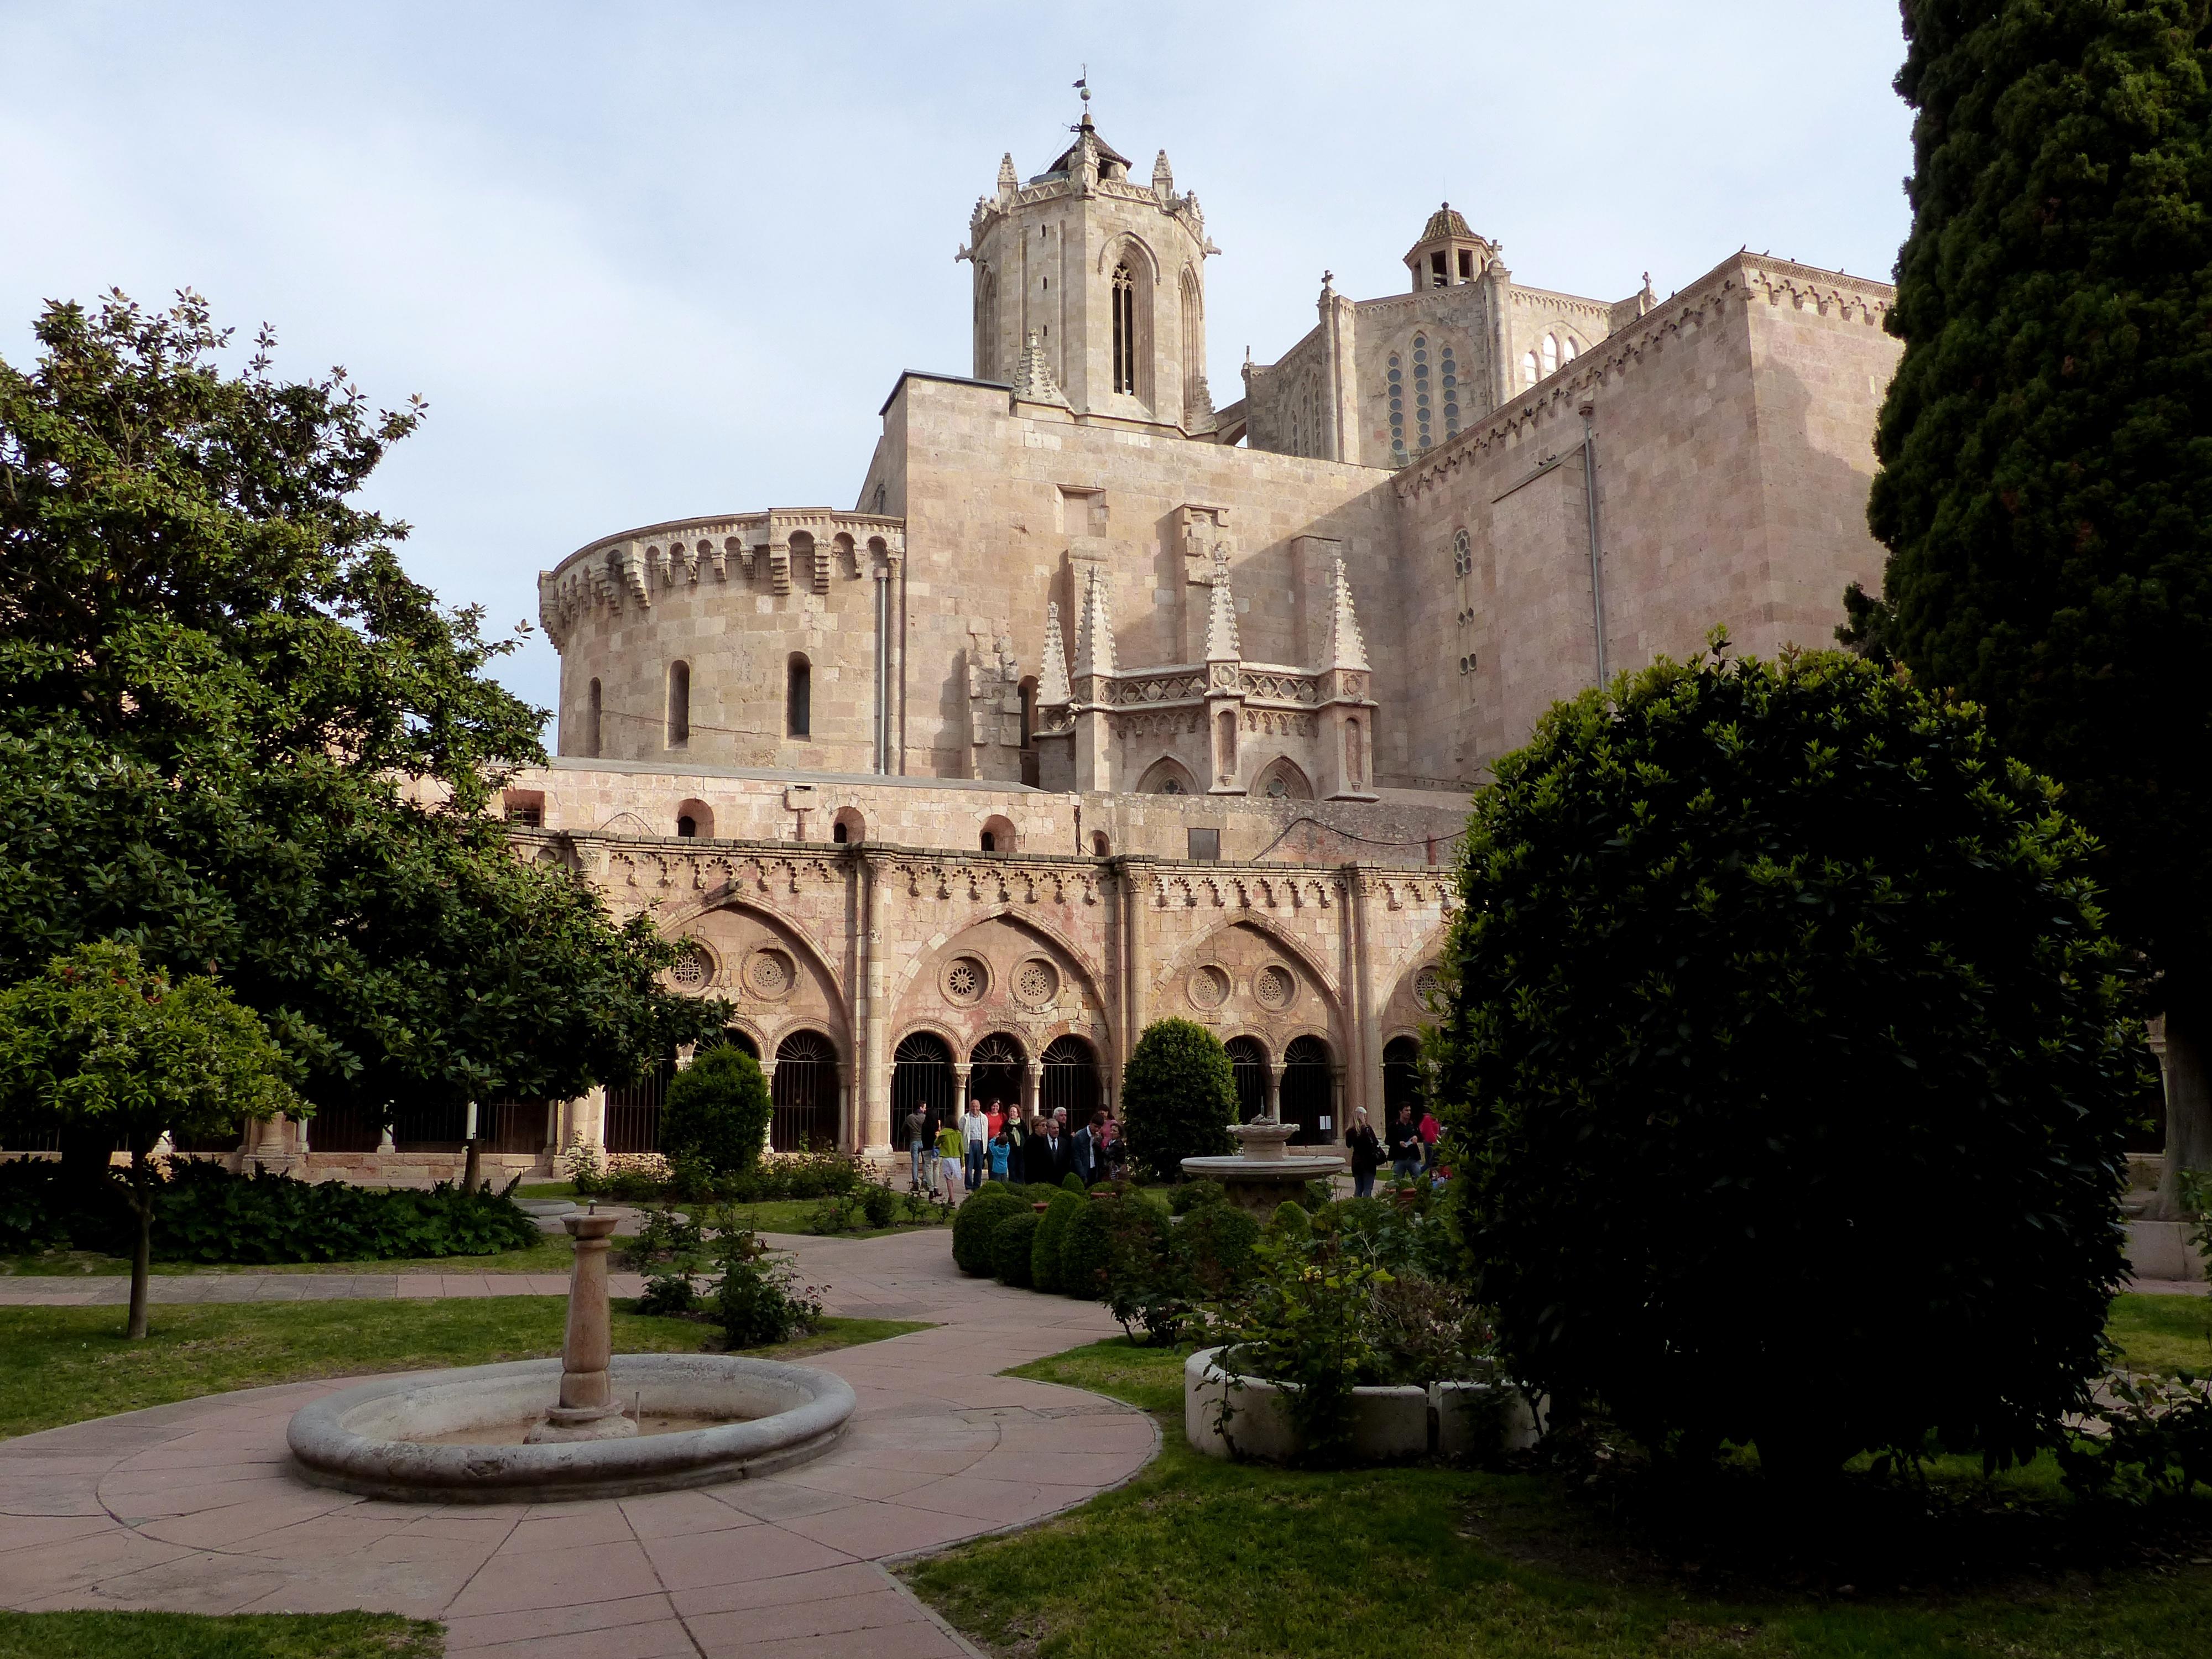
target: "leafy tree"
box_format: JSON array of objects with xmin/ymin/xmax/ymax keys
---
[
  {"xmin": 1861, "ymin": 1, "xmax": 2212, "ymax": 1213},
  {"xmin": 0, "ymin": 291, "xmax": 723, "ymax": 1157},
  {"xmin": 661, "ymin": 1044, "xmax": 773, "ymax": 1180},
  {"xmin": 0, "ymin": 942, "xmax": 300, "ymax": 1336},
  {"xmin": 1436, "ymin": 646, "xmax": 2141, "ymax": 1477},
  {"xmin": 1118, "ymin": 1018, "xmax": 1237, "ymax": 1181}
]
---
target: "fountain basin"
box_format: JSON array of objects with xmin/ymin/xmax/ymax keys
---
[{"xmin": 288, "ymin": 1353, "xmax": 854, "ymax": 1503}]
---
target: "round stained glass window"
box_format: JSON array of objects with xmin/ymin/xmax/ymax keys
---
[
  {"xmin": 743, "ymin": 948, "xmax": 794, "ymax": 1000},
  {"xmin": 671, "ymin": 943, "xmax": 713, "ymax": 990},
  {"xmin": 1013, "ymin": 958, "xmax": 1059, "ymax": 1008},
  {"xmin": 941, "ymin": 956, "xmax": 988, "ymax": 1006},
  {"xmin": 1188, "ymin": 965, "xmax": 1229, "ymax": 1011},
  {"xmin": 1253, "ymin": 965, "xmax": 1296, "ymax": 1010}
]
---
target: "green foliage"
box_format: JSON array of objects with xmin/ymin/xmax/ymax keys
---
[
  {"xmin": 1436, "ymin": 645, "xmax": 2142, "ymax": 1474},
  {"xmin": 1168, "ymin": 1179, "xmax": 1225, "ymax": 1215},
  {"xmin": 661, "ymin": 1045, "xmax": 772, "ymax": 1179},
  {"xmin": 1268, "ymin": 1201, "xmax": 1312, "ymax": 1244},
  {"xmin": 711, "ymin": 1226, "xmax": 821, "ymax": 1347},
  {"xmin": 1215, "ymin": 1232, "xmax": 1397, "ymax": 1467},
  {"xmin": 861, "ymin": 1181, "xmax": 900, "ymax": 1229},
  {"xmin": 1866, "ymin": 2, "xmax": 2212, "ymax": 1036},
  {"xmin": 0, "ymin": 291, "xmax": 722, "ymax": 1126},
  {"xmin": 2056, "ymin": 1368, "xmax": 2212, "ymax": 1502},
  {"xmin": 0, "ymin": 1611, "xmax": 442, "ymax": 1659},
  {"xmin": 952, "ymin": 1184, "xmax": 1029, "ymax": 1275},
  {"xmin": 992, "ymin": 1212, "xmax": 1041, "ymax": 1287},
  {"xmin": 1118, "ymin": 1019, "xmax": 1236, "ymax": 1180},
  {"xmin": 1058, "ymin": 1191, "xmax": 1121, "ymax": 1300},
  {"xmin": 1175, "ymin": 1202, "xmax": 1261, "ymax": 1300},
  {"xmin": 1062, "ymin": 1171, "xmax": 1086, "ymax": 1194},
  {"xmin": 0, "ymin": 1159, "xmax": 538, "ymax": 1262},
  {"xmin": 1032, "ymin": 1189, "xmax": 1082, "ymax": 1292}
]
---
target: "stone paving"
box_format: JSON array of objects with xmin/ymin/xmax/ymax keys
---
[{"xmin": 0, "ymin": 1229, "xmax": 1152, "ymax": 1657}]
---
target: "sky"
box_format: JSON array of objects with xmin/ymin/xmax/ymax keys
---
[{"xmin": 0, "ymin": 2, "xmax": 1917, "ymax": 731}]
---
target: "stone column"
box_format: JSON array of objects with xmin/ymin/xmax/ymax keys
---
[
  {"xmin": 859, "ymin": 851, "xmax": 891, "ymax": 1153},
  {"xmin": 1265, "ymin": 1062, "xmax": 1284, "ymax": 1125},
  {"xmin": 526, "ymin": 1211, "xmax": 637, "ymax": 1443},
  {"xmin": 1024, "ymin": 1060, "xmax": 1044, "ymax": 1121},
  {"xmin": 1121, "ymin": 857, "xmax": 1152, "ymax": 1052},
  {"xmin": 579, "ymin": 1086, "xmax": 607, "ymax": 1152},
  {"xmin": 1347, "ymin": 865, "xmax": 1381, "ymax": 1125},
  {"xmin": 953, "ymin": 1062, "xmax": 973, "ymax": 1117}
]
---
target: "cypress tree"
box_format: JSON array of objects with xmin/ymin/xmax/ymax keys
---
[{"xmin": 1864, "ymin": 0, "xmax": 2212, "ymax": 1212}]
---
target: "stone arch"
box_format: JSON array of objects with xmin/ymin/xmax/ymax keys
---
[
  {"xmin": 1136, "ymin": 755, "xmax": 1198, "ymax": 796},
  {"xmin": 1094, "ymin": 230, "xmax": 1161, "ymax": 280},
  {"xmin": 979, "ymin": 813, "xmax": 1016, "ymax": 854},
  {"xmin": 1154, "ymin": 915, "xmax": 1346, "ymax": 1013},
  {"xmin": 662, "ymin": 896, "xmax": 852, "ymax": 1055},
  {"xmin": 831, "ymin": 806, "xmax": 865, "ymax": 844},
  {"xmin": 675, "ymin": 798, "xmax": 713, "ymax": 839},
  {"xmin": 1254, "ymin": 757, "xmax": 1313, "ymax": 801},
  {"xmin": 886, "ymin": 906, "xmax": 1115, "ymax": 1052}
]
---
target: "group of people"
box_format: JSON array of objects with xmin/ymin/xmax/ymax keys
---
[
  {"xmin": 1342, "ymin": 1102, "xmax": 1443, "ymax": 1198},
  {"xmin": 903, "ymin": 1099, "xmax": 1124, "ymax": 1198}
]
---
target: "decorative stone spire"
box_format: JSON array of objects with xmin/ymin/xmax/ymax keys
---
[
  {"xmin": 1325, "ymin": 557, "xmax": 1369, "ymax": 672},
  {"xmin": 1010, "ymin": 329, "xmax": 1069, "ymax": 408},
  {"xmin": 997, "ymin": 152, "xmax": 1018, "ymax": 201},
  {"xmin": 1152, "ymin": 149, "xmax": 1174, "ymax": 200},
  {"xmin": 1072, "ymin": 565, "xmax": 1117, "ymax": 682},
  {"xmin": 1204, "ymin": 547, "xmax": 1241, "ymax": 662},
  {"xmin": 1038, "ymin": 599, "xmax": 1072, "ymax": 705}
]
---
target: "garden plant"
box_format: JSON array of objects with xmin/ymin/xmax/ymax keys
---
[{"xmin": 1118, "ymin": 1018, "xmax": 1237, "ymax": 1180}]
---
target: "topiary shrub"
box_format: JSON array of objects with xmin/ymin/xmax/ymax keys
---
[
  {"xmin": 1170, "ymin": 1178, "xmax": 1227, "ymax": 1215},
  {"xmin": 1267, "ymin": 1200, "xmax": 1312, "ymax": 1245},
  {"xmin": 1061, "ymin": 1188, "xmax": 1169, "ymax": 1303},
  {"xmin": 991, "ymin": 1211, "xmax": 1041, "ymax": 1287},
  {"xmin": 1031, "ymin": 1188, "xmax": 1082, "ymax": 1292},
  {"xmin": 1176, "ymin": 1201, "xmax": 1261, "ymax": 1300},
  {"xmin": 1436, "ymin": 645, "xmax": 2142, "ymax": 1477},
  {"xmin": 1062, "ymin": 1172, "xmax": 1086, "ymax": 1194},
  {"xmin": 951, "ymin": 1184, "xmax": 1027, "ymax": 1276},
  {"xmin": 1119, "ymin": 1018, "xmax": 1237, "ymax": 1181},
  {"xmin": 660, "ymin": 1044, "xmax": 773, "ymax": 1182}
]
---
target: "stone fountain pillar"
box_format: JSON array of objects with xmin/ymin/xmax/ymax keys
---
[
  {"xmin": 1181, "ymin": 1089, "xmax": 1345, "ymax": 1216},
  {"xmin": 525, "ymin": 1209, "xmax": 638, "ymax": 1443}
]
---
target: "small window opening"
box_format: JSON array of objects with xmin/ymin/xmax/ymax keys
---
[
  {"xmin": 1457, "ymin": 249, "xmax": 1474, "ymax": 280},
  {"xmin": 586, "ymin": 677, "xmax": 602, "ymax": 758},
  {"xmin": 980, "ymin": 831, "xmax": 996, "ymax": 853},
  {"xmin": 1111, "ymin": 263, "xmax": 1136, "ymax": 394},
  {"xmin": 787, "ymin": 655, "xmax": 811, "ymax": 739},
  {"xmin": 677, "ymin": 815, "xmax": 697, "ymax": 838},
  {"xmin": 1092, "ymin": 831, "xmax": 1111, "ymax": 856},
  {"xmin": 1429, "ymin": 251, "xmax": 1447, "ymax": 286},
  {"xmin": 666, "ymin": 661, "xmax": 690, "ymax": 748}
]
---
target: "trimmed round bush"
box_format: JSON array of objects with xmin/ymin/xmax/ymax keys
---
[
  {"xmin": 952, "ymin": 1185, "xmax": 1027, "ymax": 1276},
  {"xmin": 1266, "ymin": 1201, "xmax": 1311, "ymax": 1245},
  {"xmin": 1176, "ymin": 1201, "xmax": 1261, "ymax": 1298},
  {"xmin": 660, "ymin": 1044, "xmax": 773, "ymax": 1181},
  {"xmin": 1437, "ymin": 647, "xmax": 2140, "ymax": 1475},
  {"xmin": 1119, "ymin": 1018, "xmax": 1237, "ymax": 1181},
  {"xmin": 1060, "ymin": 1190, "xmax": 1167, "ymax": 1303},
  {"xmin": 1061, "ymin": 1172, "xmax": 1085, "ymax": 1194},
  {"xmin": 1170, "ymin": 1178, "xmax": 1227, "ymax": 1215},
  {"xmin": 991, "ymin": 1212, "xmax": 1041, "ymax": 1287},
  {"xmin": 1032, "ymin": 1188, "xmax": 1082, "ymax": 1293}
]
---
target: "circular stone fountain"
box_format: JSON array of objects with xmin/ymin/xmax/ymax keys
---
[
  {"xmin": 1181, "ymin": 1116, "xmax": 1345, "ymax": 1215},
  {"xmin": 286, "ymin": 1209, "xmax": 855, "ymax": 1503}
]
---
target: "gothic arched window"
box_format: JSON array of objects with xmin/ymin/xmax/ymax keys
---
[
  {"xmin": 1441, "ymin": 345, "xmax": 1459, "ymax": 439},
  {"xmin": 1453, "ymin": 529, "xmax": 1472, "ymax": 578},
  {"xmin": 1521, "ymin": 350, "xmax": 1538, "ymax": 388},
  {"xmin": 1386, "ymin": 354, "xmax": 1405, "ymax": 462},
  {"xmin": 1541, "ymin": 334, "xmax": 1559, "ymax": 377},
  {"xmin": 1112, "ymin": 263, "xmax": 1137, "ymax": 394},
  {"xmin": 1412, "ymin": 335, "xmax": 1432, "ymax": 453}
]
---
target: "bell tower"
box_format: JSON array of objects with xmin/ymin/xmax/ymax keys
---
[{"xmin": 958, "ymin": 88, "xmax": 1219, "ymax": 436}]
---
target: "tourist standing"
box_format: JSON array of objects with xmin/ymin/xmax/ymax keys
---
[
  {"xmin": 1344, "ymin": 1107, "xmax": 1383, "ymax": 1199},
  {"xmin": 1072, "ymin": 1110, "xmax": 1105, "ymax": 1185},
  {"xmin": 1386, "ymin": 1106, "xmax": 1423, "ymax": 1183},
  {"xmin": 1417, "ymin": 1105, "xmax": 1441, "ymax": 1172},
  {"xmin": 988, "ymin": 1128, "xmax": 1013, "ymax": 1183},
  {"xmin": 935, "ymin": 1117, "xmax": 964, "ymax": 1197},
  {"xmin": 962, "ymin": 1099, "xmax": 989, "ymax": 1189},
  {"xmin": 985, "ymin": 1098, "xmax": 1005, "ymax": 1144},
  {"xmin": 904, "ymin": 1103, "xmax": 931, "ymax": 1192}
]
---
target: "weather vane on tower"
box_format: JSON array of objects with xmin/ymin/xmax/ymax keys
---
[{"xmin": 1073, "ymin": 66, "xmax": 1091, "ymax": 127}]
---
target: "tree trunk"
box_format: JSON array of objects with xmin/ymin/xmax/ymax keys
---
[
  {"xmin": 126, "ymin": 1146, "xmax": 153, "ymax": 1341},
  {"xmin": 2156, "ymin": 988, "xmax": 2212, "ymax": 1222},
  {"xmin": 462, "ymin": 1138, "xmax": 482, "ymax": 1193}
]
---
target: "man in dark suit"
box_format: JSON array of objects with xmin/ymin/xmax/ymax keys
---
[
  {"xmin": 1071, "ymin": 1110, "xmax": 1107, "ymax": 1185},
  {"xmin": 1035, "ymin": 1114, "xmax": 1069, "ymax": 1183}
]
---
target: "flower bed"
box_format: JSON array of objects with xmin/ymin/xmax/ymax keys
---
[{"xmin": 1183, "ymin": 1344, "xmax": 1542, "ymax": 1465}]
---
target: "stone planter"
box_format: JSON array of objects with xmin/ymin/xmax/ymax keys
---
[{"xmin": 1184, "ymin": 1345, "xmax": 1538, "ymax": 1464}]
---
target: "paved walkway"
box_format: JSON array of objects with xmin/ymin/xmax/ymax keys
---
[{"xmin": 0, "ymin": 1229, "xmax": 1151, "ymax": 1657}]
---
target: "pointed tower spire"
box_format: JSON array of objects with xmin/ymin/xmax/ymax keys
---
[
  {"xmin": 997, "ymin": 152, "xmax": 1018, "ymax": 201},
  {"xmin": 1204, "ymin": 546, "xmax": 1241, "ymax": 662},
  {"xmin": 1039, "ymin": 599, "xmax": 1072, "ymax": 705},
  {"xmin": 1010, "ymin": 329, "xmax": 1070, "ymax": 408},
  {"xmin": 1152, "ymin": 149, "xmax": 1174, "ymax": 200},
  {"xmin": 1325, "ymin": 557, "xmax": 1370, "ymax": 672},
  {"xmin": 1072, "ymin": 565, "xmax": 1117, "ymax": 684}
]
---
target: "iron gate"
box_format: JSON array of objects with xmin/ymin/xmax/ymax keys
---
[
  {"xmin": 1224, "ymin": 1036, "xmax": 1269, "ymax": 1121},
  {"xmin": 1039, "ymin": 1035, "xmax": 1103, "ymax": 1123},
  {"xmin": 968, "ymin": 1033, "xmax": 1024, "ymax": 1119},
  {"xmin": 891, "ymin": 1033, "xmax": 954, "ymax": 1136},
  {"xmin": 770, "ymin": 1030, "xmax": 838, "ymax": 1151},
  {"xmin": 604, "ymin": 1053, "xmax": 673, "ymax": 1154},
  {"xmin": 1381, "ymin": 1037, "xmax": 1424, "ymax": 1121},
  {"xmin": 1279, "ymin": 1035, "xmax": 1335, "ymax": 1145}
]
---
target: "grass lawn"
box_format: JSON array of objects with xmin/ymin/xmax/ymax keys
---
[
  {"xmin": 902, "ymin": 1295, "xmax": 2212, "ymax": 1659},
  {"xmin": 0, "ymin": 1611, "xmax": 437, "ymax": 1659},
  {"xmin": 2110, "ymin": 1288, "xmax": 2212, "ymax": 1375},
  {"xmin": 0, "ymin": 1301, "xmax": 928, "ymax": 1440},
  {"xmin": 0, "ymin": 1234, "xmax": 580, "ymax": 1278}
]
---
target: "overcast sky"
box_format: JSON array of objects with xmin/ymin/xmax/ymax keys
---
[{"xmin": 0, "ymin": 2, "xmax": 1916, "ymax": 728}]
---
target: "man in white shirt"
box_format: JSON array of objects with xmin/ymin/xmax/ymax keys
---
[{"xmin": 961, "ymin": 1100, "xmax": 990, "ymax": 1189}]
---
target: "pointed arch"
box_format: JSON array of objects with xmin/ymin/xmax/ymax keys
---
[
  {"xmin": 885, "ymin": 904, "xmax": 1115, "ymax": 1048},
  {"xmin": 1151, "ymin": 915, "xmax": 1348, "ymax": 1018},
  {"xmin": 1254, "ymin": 757, "xmax": 1313, "ymax": 801},
  {"xmin": 1137, "ymin": 755, "xmax": 1198, "ymax": 796}
]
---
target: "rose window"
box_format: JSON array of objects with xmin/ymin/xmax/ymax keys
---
[
  {"xmin": 1013, "ymin": 958, "xmax": 1058, "ymax": 1008},
  {"xmin": 1415, "ymin": 967, "xmax": 1442, "ymax": 1009},
  {"xmin": 1253, "ymin": 965, "xmax": 1296, "ymax": 1010},
  {"xmin": 744, "ymin": 948, "xmax": 795, "ymax": 1000},
  {"xmin": 1188, "ymin": 965, "xmax": 1229, "ymax": 1010},
  {"xmin": 941, "ymin": 956, "xmax": 988, "ymax": 1006},
  {"xmin": 670, "ymin": 943, "xmax": 713, "ymax": 990}
]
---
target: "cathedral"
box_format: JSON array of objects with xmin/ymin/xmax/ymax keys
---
[{"xmin": 311, "ymin": 105, "xmax": 1904, "ymax": 1176}]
